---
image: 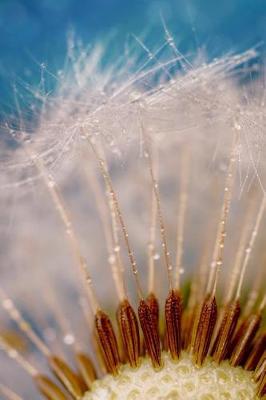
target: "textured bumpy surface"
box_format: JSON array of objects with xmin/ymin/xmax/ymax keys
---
[{"xmin": 84, "ymin": 351, "xmax": 258, "ymax": 400}]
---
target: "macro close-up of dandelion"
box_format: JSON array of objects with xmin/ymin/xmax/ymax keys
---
[{"xmin": 0, "ymin": 1, "xmax": 266, "ymax": 399}]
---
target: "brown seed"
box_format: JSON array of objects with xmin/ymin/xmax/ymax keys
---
[
  {"xmin": 228, "ymin": 317, "xmax": 248, "ymax": 356},
  {"xmin": 142, "ymin": 293, "xmax": 160, "ymax": 355},
  {"xmin": 254, "ymin": 351, "xmax": 266, "ymax": 382},
  {"xmin": 146, "ymin": 292, "xmax": 159, "ymax": 331},
  {"xmin": 245, "ymin": 334, "xmax": 266, "ymax": 371},
  {"xmin": 117, "ymin": 299, "xmax": 140, "ymax": 368},
  {"xmin": 76, "ymin": 352, "xmax": 97, "ymax": 388},
  {"xmin": 189, "ymin": 303, "xmax": 202, "ymax": 353},
  {"xmin": 213, "ymin": 300, "xmax": 241, "ymax": 363},
  {"xmin": 138, "ymin": 299, "xmax": 161, "ymax": 369},
  {"xmin": 165, "ymin": 290, "xmax": 182, "ymax": 360},
  {"xmin": 163, "ymin": 329, "xmax": 168, "ymax": 351},
  {"xmin": 49, "ymin": 356, "xmax": 84, "ymax": 399},
  {"xmin": 257, "ymin": 367, "xmax": 266, "ymax": 398},
  {"xmin": 230, "ymin": 313, "xmax": 261, "ymax": 367},
  {"xmin": 35, "ymin": 374, "xmax": 67, "ymax": 400},
  {"xmin": 181, "ymin": 308, "xmax": 188, "ymax": 349},
  {"xmin": 95, "ymin": 310, "xmax": 120, "ymax": 375},
  {"xmin": 210, "ymin": 305, "xmax": 227, "ymax": 355},
  {"xmin": 192, "ymin": 295, "xmax": 217, "ymax": 365},
  {"xmin": 182, "ymin": 306, "xmax": 196, "ymax": 349}
]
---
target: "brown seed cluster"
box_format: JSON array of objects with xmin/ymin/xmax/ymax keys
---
[{"xmin": 26, "ymin": 286, "xmax": 264, "ymax": 399}]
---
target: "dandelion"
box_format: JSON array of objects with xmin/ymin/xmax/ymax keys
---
[{"xmin": 0, "ymin": 34, "xmax": 265, "ymax": 399}]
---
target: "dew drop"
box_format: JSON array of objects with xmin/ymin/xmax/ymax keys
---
[
  {"xmin": 108, "ymin": 255, "xmax": 116, "ymax": 264},
  {"xmin": 9, "ymin": 349, "xmax": 17, "ymax": 359},
  {"xmin": 234, "ymin": 122, "xmax": 241, "ymax": 131},
  {"xmin": 63, "ymin": 333, "xmax": 75, "ymax": 345},
  {"xmin": 47, "ymin": 177, "xmax": 55, "ymax": 188}
]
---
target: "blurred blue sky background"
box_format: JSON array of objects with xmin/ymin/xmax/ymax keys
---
[{"xmin": 0, "ymin": 0, "xmax": 265, "ymax": 117}]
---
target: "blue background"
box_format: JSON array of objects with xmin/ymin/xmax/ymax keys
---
[{"xmin": 0, "ymin": 0, "xmax": 265, "ymax": 117}]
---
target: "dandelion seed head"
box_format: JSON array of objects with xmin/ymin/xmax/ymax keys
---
[{"xmin": 0, "ymin": 34, "xmax": 265, "ymax": 399}]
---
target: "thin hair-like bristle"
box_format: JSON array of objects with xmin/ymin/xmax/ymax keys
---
[
  {"xmin": 39, "ymin": 168, "xmax": 100, "ymax": 314},
  {"xmin": 175, "ymin": 147, "xmax": 189, "ymax": 290},
  {"xmin": 84, "ymin": 156, "xmax": 126, "ymax": 301},
  {"xmin": 235, "ymin": 197, "xmax": 265, "ymax": 300},
  {"xmin": 0, "ymin": 384, "xmax": 24, "ymax": 400},
  {"xmin": 0, "ymin": 336, "xmax": 38, "ymax": 377},
  {"xmin": 145, "ymin": 143, "xmax": 174, "ymax": 290},
  {"xmin": 88, "ymin": 138, "xmax": 144, "ymax": 300},
  {"xmin": 224, "ymin": 207, "xmax": 252, "ymax": 304},
  {"xmin": 147, "ymin": 165, "xmax": 158, "ymax": 295},
  {"xmin": 22, "ymin": 144, "xmax": 100, "ymax": 314},
  {"xmin": 0, "ymin": 289, "xmax": 51, "ymax": 357},
  {"xmin": 207, "ymin": 133, "xmax": 238, "ymax": 297}
]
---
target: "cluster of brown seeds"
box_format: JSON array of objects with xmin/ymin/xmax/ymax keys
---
[
  {"xmin": 0, "ymin": 288, "xmax": 265, "ymax": 399},
  {"xmin": 0, "ymin": 132, "xmax": 265, "ymax": 400}
]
